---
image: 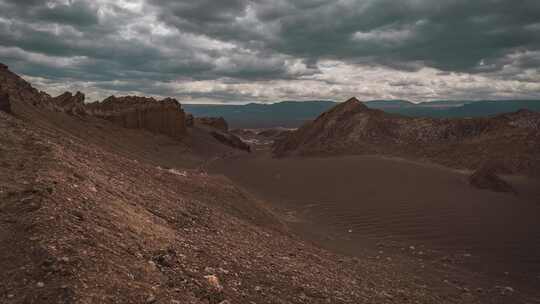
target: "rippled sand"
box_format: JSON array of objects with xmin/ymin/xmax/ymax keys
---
[{"xmin": 209, "ymin": 153, "xmax": 540, "ymax": 287}]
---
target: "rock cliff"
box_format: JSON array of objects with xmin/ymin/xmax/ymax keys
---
[{"xmin": 86, "ymin": 96, "xmax": 187, "ymax": 139}]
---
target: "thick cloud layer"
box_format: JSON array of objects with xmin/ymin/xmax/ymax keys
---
[{"xmin": 0, "ymin": 0, "xmax": 539, "ymax": 103}]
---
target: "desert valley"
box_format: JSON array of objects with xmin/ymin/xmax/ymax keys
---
[{"xmin": 1, "ymin": 62, "xmax": 540, "ymax": 304}]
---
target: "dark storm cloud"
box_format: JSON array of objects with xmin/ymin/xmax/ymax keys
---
[
  {"xmin": 0, "ymin": 0, "xmax": 99, "ymax": 27},
  {"xmin": 149, "ymin": 0, "xmax": 540, "ymax": 73},
  {"xmin": 0, "ymin": 0, "xmax": 539, "ymax": 102}
]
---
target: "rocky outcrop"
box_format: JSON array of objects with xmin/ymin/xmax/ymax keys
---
[
  {"xmin": 86, "ymin": 96, "xmax": 187, "ymax": 139},
  {"xmin": 469, "ymin": 164, "xmax": 516, "ymax": 193},
  {"xmin": 195, "ymin": 116, "xmax": 229, "ymax": 131},
  {"xmin": 50, "ymin": 92, "xmax": 86, "ymax": 115},
  {"xmin": 0, "ymin": 91, "xmax": 10, "ymax": 113},
  {"xmin": 0, "ymin": 63, "xmax": 50, "ymax": 107},
  {"xmin": 274, "ymin": 97, "xmax": 540, "ymax": 176},
  {"xmin": 0, "ymin": 63, "xmax": 188, "ymax": 140},
  {"xmin": 210, "ymin": 130, "xmax": 251, "ymax": 152}
]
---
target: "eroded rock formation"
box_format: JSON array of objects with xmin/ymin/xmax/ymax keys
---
[
  {"xmin": 50, "ymin": 92, "xmax": 86, "ymax": 115},
  {"xmin": 86, "ymin": 96, "xmax": 187, "ymax": 139}
]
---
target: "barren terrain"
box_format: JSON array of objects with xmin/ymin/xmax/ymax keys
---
[{"xmin": 1, "ymin": 65, "xmax": 540, "ymax": 303}]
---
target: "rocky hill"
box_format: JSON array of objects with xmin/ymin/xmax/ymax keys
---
[{"xmin": 274, "ymin": 97, "xmax": 540, "ymax": 176}]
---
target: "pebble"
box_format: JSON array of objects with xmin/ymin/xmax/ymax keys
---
[
  {"xmin": 204, "ymin": 274, "xmax": 223, "ymax": 291},
  {"xmin": 146, "ymin": 295, "xmax": 157, "ymax": 303},
  {"xmin": 503, "ymin": 286, "xmax": 514, "ymax": 293},
  {"xmin": 380, "ymin": 291, "xmax": 393, "ymax": 299},
  {"xmin": 36, "ymin": 282, "xmax": 45, "ymax": 288}
]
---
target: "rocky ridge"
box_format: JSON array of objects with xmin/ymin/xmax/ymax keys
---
[
  {"xmin": 0, "ymin": 64, "xmax": 187, "ymax": 139},
  {"xmin": 274, "ymin": 97, "xmax": 540, "ymax": 176}
]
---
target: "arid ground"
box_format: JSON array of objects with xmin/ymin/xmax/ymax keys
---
[
  {"xmin": 2, "ymin": 64, "xmax": 540, "ymax": 303},
  {"xmin": 209, "ymin": 147, "xmax": 540, "ymax": 298}
]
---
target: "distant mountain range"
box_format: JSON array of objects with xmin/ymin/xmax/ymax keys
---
[{"xmin": 183, "ymin": 99, "xmax": 540, "ymax": 128}]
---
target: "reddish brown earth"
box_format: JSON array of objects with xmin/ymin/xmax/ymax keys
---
[
  {"xmin": 1, "ymin": 64, "xmax": 539, "ymax": 303},
  {"xmin": 209, "ymin": 152, "xmax": 540, "ymax": 303},
  {"xmin": 273, "ymin": 97, "xmax": 540, "ymax": 177}
]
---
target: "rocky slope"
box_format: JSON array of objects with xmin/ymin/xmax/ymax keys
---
[
  {"xmin": 2, "ymin": 67, "xmax": 525, "ymax": 303},
  {"xmin": 0, "ymin": 64, "xmax": 254, "ymax": 154},
  {"xmin": 274, "ymin": 97, "xmax": 540, "ymax": 176}
]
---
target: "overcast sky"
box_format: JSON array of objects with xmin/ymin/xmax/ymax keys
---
[{"xmin": 1, "ymin": 0, "xmax": 539, "ymax": 103}]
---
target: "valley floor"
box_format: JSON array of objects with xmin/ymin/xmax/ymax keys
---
[{"xmin": 209, "ymin": 149, "xmax": 540, "ymax": 302}]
